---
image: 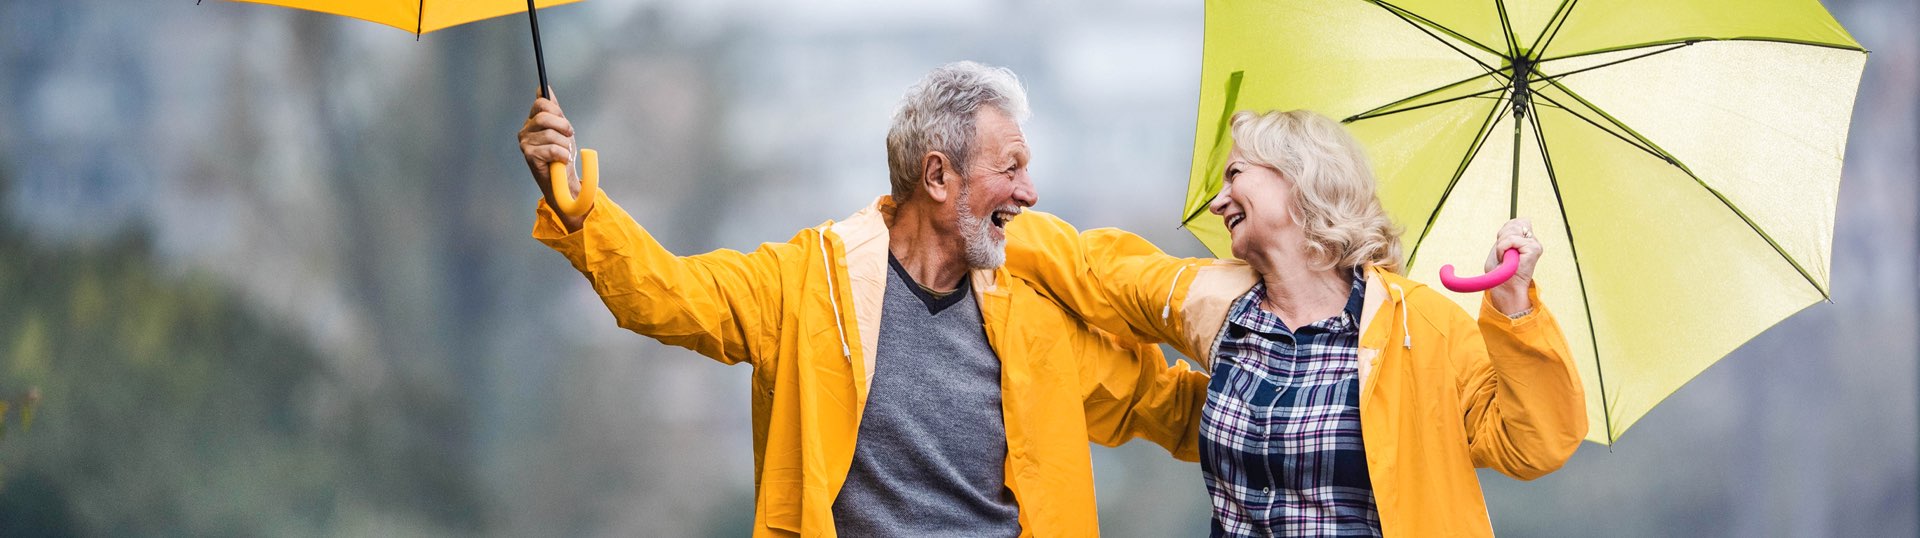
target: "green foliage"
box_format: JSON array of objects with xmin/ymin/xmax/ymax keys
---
[{"xmin": 0, "ymin": 215, "xmax": 345, "ymax": 536}]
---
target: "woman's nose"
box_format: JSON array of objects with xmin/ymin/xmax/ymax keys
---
[{"xmin": 1208, "ymin": 184, "xmax": 1231, "ymax": 215}]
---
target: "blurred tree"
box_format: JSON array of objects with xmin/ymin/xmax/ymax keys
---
[{"xmin": 0, "ymin": 167, "xmax": 468, "ymax": 536}]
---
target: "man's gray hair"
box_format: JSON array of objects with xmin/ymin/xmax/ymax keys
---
[{"xmin": 886, "ymin": 61, "xmax": 1031, "ymax": 202}]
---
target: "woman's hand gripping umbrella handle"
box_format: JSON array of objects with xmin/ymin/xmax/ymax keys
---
[
  {"xmin": 548, "ymin": 149, "xmax": 599, "ymax": 219},
  {"xmin": 1439, "ymin": 248, "xmax": 1520, "ymax": 293}
]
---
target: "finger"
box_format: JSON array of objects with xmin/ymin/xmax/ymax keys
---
[
  {"xmin": 1485, "ymin": 237, "xmax": 1511, "ymax": 272},
  {"xmin": 527, "ymin": 96, "xmax": 567, "ymax": 121},
  {"xmin": 522, "ymin": 130, "xmax": 576, "ymax": 156},
  {"xmin": 534, "ymin": 144, "xmax": 573, "ymax": 166},
  {"xmin": 526, "ymin": 111, "xmax": 575, "ymax": 138},
  {"xmin": 1493, "ymin": 218, "xmax": 1526, "ymax": 243},
  {"xmin": 1507, "ymin": 236, "xmax": 1544, "ymax": 278},
  {"xmin": 1486, "ymin": 232, "xmax": 1537, "ymax": 272}
]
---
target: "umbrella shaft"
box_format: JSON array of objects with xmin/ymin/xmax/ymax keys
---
[
  {"xmin": 1509, "ymin": 57, "xmax": 1532, "ymax": 119},
  {"xmin": 528, "ymin": 0, "xmax": 550, "ymax": 99}
]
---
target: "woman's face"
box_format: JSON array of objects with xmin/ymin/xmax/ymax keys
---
[{"xmin": 1208, "ymin": 144, "xmax": 1300, "ymax": 262}]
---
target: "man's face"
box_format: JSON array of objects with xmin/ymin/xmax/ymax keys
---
[{"xmin": 954, "ymin": 108, "xmax": 1037, "ymax": 269}]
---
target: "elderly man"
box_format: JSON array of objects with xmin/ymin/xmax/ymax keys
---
[{"xmin": 518, "ymin": 61, "xmax": 1205, "ymax": 536}]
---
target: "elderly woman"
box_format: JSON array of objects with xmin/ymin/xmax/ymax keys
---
[{"xmin": 1007, "ymin": 109, "xmax": 1586, "ymax": 537}]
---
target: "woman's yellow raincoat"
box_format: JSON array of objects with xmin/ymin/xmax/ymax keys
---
[
  {"xmin": 1004, "ymin": 216, "xmax": 1587, "ymax": 538},
  {"xmin": 532, "ymin": 192, "xmax": 1208, "ymax": 536}
]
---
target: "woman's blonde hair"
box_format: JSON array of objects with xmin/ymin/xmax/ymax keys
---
[{"xmin": 1229, "ymin": 109, "xmax": 1403, "ymax": 273}]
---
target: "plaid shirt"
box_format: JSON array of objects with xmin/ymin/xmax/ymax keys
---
[{"xmin": 1200, "ymin": 273, "xmax": 1380, "ymax": 537}]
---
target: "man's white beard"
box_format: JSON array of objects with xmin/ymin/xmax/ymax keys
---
[{"xmin": 955, "ymin": 181, "xmax": 1005, "ymax": 270}]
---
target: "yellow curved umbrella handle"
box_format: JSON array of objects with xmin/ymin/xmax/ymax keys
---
[{"xmin": 548, "ymin": 148, "xmax": 599, "ymax": 218}]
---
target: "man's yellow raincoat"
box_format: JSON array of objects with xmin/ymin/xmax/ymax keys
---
[
  {"xmin": 532, "ymin": 192, "xmax": 1207, "ymax": 537},
  {"xmin": 1004, "ymin": 217, "xmax": 1587, "ymax": 538}
]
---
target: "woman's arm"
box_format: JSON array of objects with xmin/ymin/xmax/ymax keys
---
[{"xmin": 1455, "ymin": 283, "xmax": 1588, "ymax": 480}]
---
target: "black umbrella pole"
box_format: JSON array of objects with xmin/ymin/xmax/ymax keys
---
[{"xmin": 527, "ymin": 0, "xmax": 551, "ymax": 100}]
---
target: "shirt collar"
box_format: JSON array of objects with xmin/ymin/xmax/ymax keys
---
[{"xmin": 1228, "ymin": 267, "xmax": 1366, "ymax": 334}]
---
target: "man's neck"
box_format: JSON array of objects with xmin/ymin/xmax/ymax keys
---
[{"xmin": 886, "ymin": 199, "xmax": 970, "ymax": 293}]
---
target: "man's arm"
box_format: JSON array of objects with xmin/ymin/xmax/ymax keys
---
[
  {"xmin": 1004, "ymin": 212, "xmax": 1203, "ymax": 349},
  {"xmin": 532, "ymin": 191, "xmax": 789, "ymax": 365},
  {"xmin": 522, "ymin": 95, "xmax": 784, "ymax": 365},
  {"xmin": 1072, "ymin": 318, "xmax": 1207, "ymax": 461}
]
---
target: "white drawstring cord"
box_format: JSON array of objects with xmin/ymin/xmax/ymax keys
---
[
  {"xmin": 819, "ymin": 235, "xmax": 851, "ymax": 360},
  {"xmin": 1389, "ymin": 283, "xmax": 1411, "ymax": 349},
  {"xmin": 1161, "ymin": 264, "xmax": 1192, "ymax": 322}
]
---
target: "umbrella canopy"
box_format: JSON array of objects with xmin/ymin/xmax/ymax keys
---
[
  {"xmin": 1183, "ymin": 0, "xmax": 1866, "ymax": 444},
  {"xmin": 220, "ymin": 0, "xmax": 582, "ymax": 36}
]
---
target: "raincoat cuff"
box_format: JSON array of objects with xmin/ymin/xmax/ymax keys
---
[
  {"xmin": 530, "ymin": 188, "xmax": 610, "ymax": 240},
  {"xmin": 531, "ymin": 189, "xmax": 620, "ymax": 273},
  {"xmin": 1480, "ymin": 280, "xmax": 1546, "ymax": 332}
]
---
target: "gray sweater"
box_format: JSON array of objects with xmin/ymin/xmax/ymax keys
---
[{"xmin": 829, "ymin": 255, "xmax": 1022, "ymax": 537}]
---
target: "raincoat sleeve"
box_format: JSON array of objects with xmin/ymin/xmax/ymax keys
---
[
  {"xmin": 1452, "ymin": 282, "xmax": 1587, "ymax": 480},
  {"xmin": 1004, "ymin": 212, "xmax": 1203, "ymax": 352},
  {"xmin": 531, "ymin": 191, "xmax": 787, "ymax": 366},
  {"xmin": 1076, "ymin": 329, "xmax": 1207, "ymax": 461}
]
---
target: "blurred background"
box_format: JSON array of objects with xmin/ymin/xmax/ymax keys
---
[{"xmin": 0, "ymin": 0, "xmax": 1913, "ymax": 535}]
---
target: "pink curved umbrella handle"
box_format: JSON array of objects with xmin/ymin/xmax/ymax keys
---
[{"xmin": 1439, "ymin": 248, "xmax": 1520, "ymax": 293}]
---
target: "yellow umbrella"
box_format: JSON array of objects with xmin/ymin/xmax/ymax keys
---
[
  {"xmin": 1183, "ymin": 0, "xmax": 1867, "ymax": 444},
  {"xmin": 205, "ymin": 0, "xmax": 601, "ymax": 218}
]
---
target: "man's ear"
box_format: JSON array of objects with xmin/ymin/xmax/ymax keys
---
[{"xmin": 921, "ymin": 151, "xmax": 954, "ymax": 203}]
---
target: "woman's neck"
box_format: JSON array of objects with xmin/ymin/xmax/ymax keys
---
[{"xmin": 1247, "ymin": 243, "xmax": 1351, "ymax": 328}]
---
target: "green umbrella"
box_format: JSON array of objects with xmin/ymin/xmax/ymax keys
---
[{"xmin": 1182, "ymin": 0, "xmax": 1866, "ymax": 444}]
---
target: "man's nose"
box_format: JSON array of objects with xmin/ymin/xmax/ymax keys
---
[{"xmin": 1012, "ymin": 171, "xmax": 1039, "ymax": 207}]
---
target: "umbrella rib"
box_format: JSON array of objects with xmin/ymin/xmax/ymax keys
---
[
  {"xmin": 1528, "ymin": 0, "xmax": 1581, "ymax": 59},
  {"xmin": 1347, "ymin": 84, "xmax": 1510, "ymax": 123},
  {"xmin": 1494, "ymin": 0, "xmax": 1521, "ymax": 58},
  {"xmin": 1536, "ymin": 43, "xmax": 1693, "ymax": 86},
  {"xmin": 1527, "ymin": 90, "xmax": 1667, "ymax": 166},
  {"xmin": 1524, "ymin": 103, "xmax": 1618, "ymax": 446},
  {"xmin": 1405, "ymin": 98, "xmax": 1510, "ymax": 269},
  {"xmin": 1538, "ymin": 79, "xmax": 1833, "ymax": 300},
  {"xmin": 1347, "ymin": 38, "xmax": 1538, "ymax": 123},
  {"xmin": 1538, "ymin": 36, "xmax": 1866, "ymax": 66},
  {"xmin": 1370, "ymin": 1, "xmax": 1507, "ymax": 74}
]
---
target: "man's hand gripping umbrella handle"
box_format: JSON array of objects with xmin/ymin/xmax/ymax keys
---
[
  {"xmin": 548, "ymin": 149, "xmax": 599, "ymax": 219},
  {"xmin": 1439, "ymin": 248, "xmax": 1520, "ymax": 293}
]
